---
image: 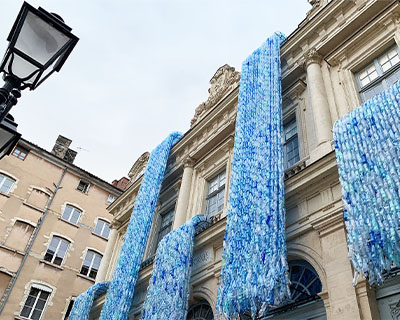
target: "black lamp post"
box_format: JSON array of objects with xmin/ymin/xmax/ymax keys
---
[{"xmin": 0, "ymin": 1, "xmax": 78, "ymax": 158}]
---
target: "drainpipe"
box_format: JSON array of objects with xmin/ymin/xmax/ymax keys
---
[{"xmin": 0, "ymin": 167, "xmax": 67, "ymax": 315}]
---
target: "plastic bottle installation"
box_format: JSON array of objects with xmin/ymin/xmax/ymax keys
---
[
  {"xmin": 216, "ymin": 32, "xmax": 290, "ymax": 319},
  {"xmin": 99, "ymin": 132, "xmax": 182, "ymax": 320},
  {"xmin": 333, "ymin": 81, "xmax": 400, "ymax": 286}
]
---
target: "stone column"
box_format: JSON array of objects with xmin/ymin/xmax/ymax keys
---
[
  {"xmin": 172, "ymin": 157, "xmax": 195, "ymax": 230},
  {"xmin": 312, "ymin": 211, "xmax": 362, "ymax": 320},
  {"xmin": 305, "ymin": 48, "xmax": 333, "ymax": 146},
  {"xmin": 95, "ymin": 224, "xmax": 119, "ymax": 283}
]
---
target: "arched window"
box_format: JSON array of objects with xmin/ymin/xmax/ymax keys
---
[
  {"xmin": 0, "ymin": 174, "xmax": 15, "ymax": 195},
  {"xmin": 44, "ymin": 236, "xmax": 70, "ymax": 266},
  {"xmin": 20, "ymin": 283, "xmax": 52, "ymax": 320},
  {"xmin": 187, "ymin": 301, "xmax": 214, "ymax": 320},
  {"xmin": 61, "ymin": 205, "xmax": 82, "ymax": 225},
  {"xmin": 94, "ymin": 219, "xmax": 110, "ymax": 239},
  {"xmin": 288, "ymin": 260, "xmax": 322, "ymax": 303},
  {"xmin": 80, "ymin": 250, "xmax": 102, "ymax": 279}
]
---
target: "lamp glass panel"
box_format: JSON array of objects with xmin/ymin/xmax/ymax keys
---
[
  {"xmin": 0, "ymin": 127, "xmax": 14, "ymax": 149},
  {"xmin": 3, "ymin": 53, "xmax": 37, "ymax": 82},
  {"xmin": 15, "ymin": 11, "xmax": 70, "ymax": 66}
]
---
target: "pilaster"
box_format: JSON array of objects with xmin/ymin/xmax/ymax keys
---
[{"xmin": 312, "ymin": 210, "xmax": 362, "ymax": 320}]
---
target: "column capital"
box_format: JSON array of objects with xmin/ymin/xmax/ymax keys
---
[
  {"xmin": 182, "ymin": 156, "xmax": 195, "ymax": 168},
  {"xmin": 109, "ymin": 220, "xmax": 122, "ymax": 229},
  {"xmin": 304, "ymin": 48, "xmax": 323, "ymax": 67}
]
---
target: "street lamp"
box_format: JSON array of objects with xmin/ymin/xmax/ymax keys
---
[
  {"xmin": 0, "ymin": 1, "xmax": 78, "ymax": 158},
  {"xmin": 0, "ymin": 114, "xmax": 21, "ymax": 160}
]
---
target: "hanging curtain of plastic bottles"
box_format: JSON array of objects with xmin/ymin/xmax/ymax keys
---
[
  {"xmin": 216, "ymin": 32, "xmax": 290, "ymax": 319},
  {"xmin": 100, "ymin": 132, "xmax": 182, "ymax": 320},
  {"xmin": 333, "ymin": 82, "xmax": 400, "ymax": 286},
  {"xmin": 69, "ymin": 281, "xmax": 109, "ymax": 320},
  {"xmin": 141, "ymin": 215, "xmax": 207, "ymax": 320}
]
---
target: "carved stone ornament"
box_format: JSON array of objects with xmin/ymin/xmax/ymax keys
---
[
  {"xmin": 190, "ymin": 64, "xmax": 240, "ymax": 128},
  {"xmin": 304, "ymin": 48, "xmax": 323, "ymax": 67},
  {"xmin": 127, "ymin": 152, "xmax": 150, "ymax": 182},
  {"xmin": 308, "ymin": 0, "xmax": 320, "ymax": 7}
]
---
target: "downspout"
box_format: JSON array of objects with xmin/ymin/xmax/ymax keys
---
[{"xmin": 0, "ymin": 167, "xmax": 67, "ymax": 316}]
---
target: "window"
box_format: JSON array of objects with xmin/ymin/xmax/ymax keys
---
[
  {"xmin": 64, "ymin": 298, "xmax": 75, "ymax": 319},
  {"xmin": 106, "ymin": 194, "xmax": 115, "ymax": 205},
  {"xmin": 80, "ymin": 250, "xmax": 102, "ymax": 279},
  {"xmin": 206, "ymin": 170, "xmax": 226, "ymax": 216},
  {"xmin": 187, "ymin": 301, "xmax": 214, "ymax": 320},
  {"xmin": 5, "ymin": 220, "xmax": 34, "ymax": 252},
  {"xmin": 287, "ymin": 260, "xmax": 322, "ymax": 303},
  {"xmin": 94, "ymin": 219, "xmax": 110, "ymax": 239},
  {"xmin": 0, "ymin": 174, "xmax": 15, "ymax": 195},
  {"xmin": 20, "ymin": 285, "xmax": 51, "ymax": 320},
  {"xmin": 283, "ymin": 118, "xmax": 300, "ymax": 168},
  {"xmin": 154, "ymin": 208, "xmax": 174, "ymax": 251},
  {"xmin": 12, "ymin": 147, "xmax": 28, "ymax": 160},
  {"xmin": 61, "ymin": 205, "xmax": 82, "ymax": 224},
  {"xmin": 44, "ymin": 236, "xmax": 70, "ymax": 266},
  {"xmin": 77, "ymin": 180, "xmax": 90, "ymax": 193},
  {"xmin": 357, "ymin": 46, "xmax": 400, "ymax": 102}
]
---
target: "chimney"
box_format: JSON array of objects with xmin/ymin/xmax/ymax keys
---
[{"xmin": 51, "ymin": 135, "xmax": 77, "ymax": 164}]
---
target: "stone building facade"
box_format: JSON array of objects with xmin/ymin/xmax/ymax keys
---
[
  {"xmin": 0, "ymin": 136, "xmax": 122, "ymax": 319},
  {"xmin": 92, "ymin": 1, "xmax": 400, "ymax": 319}
]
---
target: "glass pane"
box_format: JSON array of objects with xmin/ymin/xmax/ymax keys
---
[
  {"xmin": 284, "ymin": 119, "xmax": 297, "ymax": 141},
  {"xmin": 20, "ymin": 305, "xmax": 32, "ymax": 317},
  {"xmin": 386, "ymin": 68, "xmax": 400, "ymax": 87},
  {"xmin": 94, "ymin": 221, "xmax": 104, "ymax": 235},
  {"xmin": 15, "ymin": 11, "xmax": 70, "ymax": 65},
  {"xmin": 31, "ymin": 308, "xmax": 42, "ymax": 320},
  {"xmin": 93, "ymin": 254, "xmax": 102, "ymax": 270},
  {"xmin": 53, "ymin": 256, "xmax": 63, "ymax": 265},
  {"xmin": 83, "ymin": 251, "xmax": 93, "ymax": 267},
  {"xmin": 44, "ymin": 251, "xmax": 54, "ymax": 262},
  {"xmin": 208, "ymin": 179, "xmax": 218, "ymax": 194},
  {"xmin": 362, "ymin": 82, "xmax": 384, "ymax": 102},
  {"xmin": 39, "ymin": 291, "xmax": 49, "ymax": 300},
  {"xmin": 89, "ymin": 268, "xmax": 98, "ymax": 279},
  {"xmin": 80, "ymin": 265, "xmax": 89, "ymax": 276},
  {"xmin": 24, "ymin": 295, "xmax": 36, "ymax": 307},
  {"xmin": 35, "ymin": 298, "xmax": 46, "ymax": 310},
  {"xmin": 62, "ymin": 206, "xmax": 72, "ymax": 220},
  {"xmin": 102, "ymin": 223, "xmax": 110, "ymax": 238},
  {"xmin": 70, "ymin": 209, "xmax": 80, "ymax": 224},
  {"xmin": 219, "ymin": 171, "xmax": 226, "ymax": 187},
  {"xmin": 3, "ymin": 53, "xmax": 38, "ymax": 82}
]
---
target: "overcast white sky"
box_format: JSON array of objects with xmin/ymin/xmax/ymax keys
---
[{"xmin": 0, "ymin": 0, "xmax": 311, "ymax": 183}]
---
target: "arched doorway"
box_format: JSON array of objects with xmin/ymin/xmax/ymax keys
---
[{"xmin": 187, "ymin": 300, "xmax": 214, "ymax": 320}]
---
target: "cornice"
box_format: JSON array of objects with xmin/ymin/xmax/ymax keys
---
[{"xmin": 18, "ymin": 139, "xmax": 122, "ymax": 195}]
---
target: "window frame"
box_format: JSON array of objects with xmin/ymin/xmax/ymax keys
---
[
  {"xmin": 80, "ymin": 249, "xmax": 103, "ymax": 279},
  {"xmin": 76, "ymin": 180, "xmax": 90, "ymax": 194},
  {"xmin": 93, "ymin": 219, "xmax": 110, "ymax": 239},
  {"xmin": 283, "ymin": 116, "xmax": 300, "ymax": 169},
  {"xmin": 154, "ymin": 207, "xmax": 175, "ymax": 252},
  {"xmin": 44, "ymin": 236, "xmax": 70, "ymax": 266},
  {"xmin": 106, "ymin": 194, "xmax": 115, "ymax": 205},
  {"xmin": 12, "ymin": 146, "xmax": 28, "ymax": 160},
  {"xmin": 356, "ymin": 46, "xmax": 400, "ymax": 102},
  {"xmin": 64, "ymin": 297, "xmax": 76, "ymax": 320},
  {"xmin": 0, "ymin": 174, "xmax": 16, "ymax": 195},
  {"xmin": 205, "ymin": 170, "xmax": 226, "ymax": 217},
  {"xmin": 20, "ymin": 283, "xmax": 52, "ymax": 320},
  {"xmin": 61, "ymin": 205, "xmax": 82, "ymax": 225}
]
